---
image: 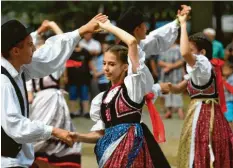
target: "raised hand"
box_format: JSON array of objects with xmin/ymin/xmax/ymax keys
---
[
  {"xmin": 178, "ymin": 5, "xmax": 191, "ymax": 16},
  {"xmin": 177, "ymin": 5, "xmax": 191, "ymax": 25},
  {"xmin": 79, "ymin": 13, "xmax": 108, "ymax": 36},
  {"xmin": 52, "ymin": 128, "xmax": 74, "ymax": 147},
  {"xmin": 37, "ymin": 20, "xmax": 50, "ymax": 34},
  {"xmin": 96, "ymin": 19, "xmax": 111, "ymax": 31}
]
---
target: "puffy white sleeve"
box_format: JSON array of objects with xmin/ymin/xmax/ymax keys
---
[
  {"xmin": 90, "ymin": 92, "xmax": 105, "ymax": 131},
  {"xmin": 30, "ymin": 31, "xmax": 40, "ymax": 46},
  {"xmin": 140, "ymin": 20, "xmax": 179, "ymax": 57},
  {"xmin": 186, "ymin": 54, "xmax": 212, "ymax": 86},
  {"xmin": 23, "ymin": 30, "xmax": 81, "ymax": 81},
  {"xmin": 124, "ymin": 46, "xmax": 154, "ymax": 104},
  {"xmin": 151, "ymin": 83, "xmax": 162, "ymax": 103},
  {"xmin": 51, "ymin": 65, "xmax": 66, "ymax": 80}
]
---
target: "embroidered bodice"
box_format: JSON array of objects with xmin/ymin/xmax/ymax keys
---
[
  {"xmin": 100, "ymin": 84, "xmax": 144, "ymax": 128},
  {"xmin": 187, "ymin": 71, "xmax": 218, "ymax": 99}
]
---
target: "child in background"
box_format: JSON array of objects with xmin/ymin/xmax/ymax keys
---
[
  {"xmin": 223, "ymin": 59, "xmax": 233, "ymax": 130},
  {"xmin": 158, "ymin": 39, "xmax": 185, "ymax": 119}
]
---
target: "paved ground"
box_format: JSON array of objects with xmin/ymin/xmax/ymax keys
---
[{"xmin": 72, "ymin": 96, "xmax": 190, "ymax": 168}]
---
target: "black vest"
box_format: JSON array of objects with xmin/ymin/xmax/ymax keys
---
[
  {"xmin": 100, "ymin": 84, "xmax": 144, "ymax": 128},
  {"xmin": 1, "ymin": 66, "xmax": 29, "ymax": 158}
]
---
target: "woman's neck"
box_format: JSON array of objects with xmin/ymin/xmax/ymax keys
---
[
  {"xmin": 111, "ymin": 80, "xmax": 123, "ymax": 86},
  {"xmin": 111, "ymin": 73, "xmax": 125, "ymax": 86}
]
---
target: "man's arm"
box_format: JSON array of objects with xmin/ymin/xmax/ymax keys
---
[
  {"xmin": 141, "ymin": 20, "xmax": 179, "ymax": 56},
  {"xmin": 23, "ymin": 14, "xmax": 108, "ymax": 81},
  {"xmin": 141, "ymin": 5, "xmax": 191, "ymax": 56}
]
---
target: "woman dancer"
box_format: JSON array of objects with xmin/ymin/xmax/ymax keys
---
[
  {"xmin": 70, "ymin": 19, "xmax": 171, "ymax": 167},
  {"xmin": 170, "ymin": 11, "xmax": 233, "ymax": 168}
]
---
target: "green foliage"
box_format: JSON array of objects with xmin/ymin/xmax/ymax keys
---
[{"xmin": 2, "ymin": 1, "xmax": 232, "ymax": 31}]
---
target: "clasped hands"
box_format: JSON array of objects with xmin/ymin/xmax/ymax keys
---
[{"xmin": 52, "ymin": 128, "xmax": 80, "ymax": 147}]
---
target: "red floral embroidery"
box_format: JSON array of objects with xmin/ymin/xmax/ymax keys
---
[
  {"xmin": 105, "ymin": 108, "xmax": 111, "ymax": 121},
  {"xmin": 187, "ymin": 80, "xmax": 216, "ymax": 98},
  {"xmin": 118, "ymin": 96, "xmax": 132, "ymax": 114}
]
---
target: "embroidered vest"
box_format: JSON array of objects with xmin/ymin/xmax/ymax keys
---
[
  {"xmin": 100, "ymin": 83, "xmax": 144, "ymax": 128},
  {"xmin": 187, "ymin": 71, "xmax": 218, "ymax": 99}
]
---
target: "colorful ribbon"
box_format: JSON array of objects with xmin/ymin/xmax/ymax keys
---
[
  {"xmin": 210, "ymin": 58, "xmax": 227, "ymax": 113},
  {"xmin": 145, "ymin": 92, "xmax": 166, "ymax": 143}
]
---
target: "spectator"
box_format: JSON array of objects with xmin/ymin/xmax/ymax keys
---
[
  {"xmin": 94, "ymin": 41, "xmax": 110, "ymax": 92},
  {"xmin": 65, "ymin": 46, "xmax": 96, "ymax": 118},
  {"xmin": 158, "ymin": 41, "xmax": 185, "ymax": 119},
  {"xmin": 79, "ymin": 32, "xmax": 101, "ymax": 56},
  {"xmin": 203, "ymin": 28, "xmax": 225, "ymax": 59},
  {"xmin": 79, "ymin": 33, "xmax": 101, "ymax": 100},
  {"xmin": 222, "ymin": 58, "xmax": 233, "ymax": 131}
]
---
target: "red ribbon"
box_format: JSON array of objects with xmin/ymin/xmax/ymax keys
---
[
  {"xmin": 224, "ymin": 80, "xmax": 233, "ymax": 94},
  {"xmin": 145, "ymin": 92, "xmax": 166, "ymax": 143},
  {"xmin": 210, "ymin": 58, "xmax": 227, "ymax": 113},
  {"xmin": 66, "ymin": 60, "xmax": 82, "ymax": 68}
]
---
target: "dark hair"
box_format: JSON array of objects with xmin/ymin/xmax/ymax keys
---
[
  {"xmin": 1, "ymin": 40, "xmax": 24, "ymax": 59},
  {"xmin": 106, "ymin": 45, "xmax": 128, "ymax": 64},
  {"xmin": 189, "ymin": 32, "xmax": 213, "ymax": 60}
]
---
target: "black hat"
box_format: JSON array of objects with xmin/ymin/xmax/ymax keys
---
[
  {"xmin": 1, "ymin": 20, "xmax": 32, "ymax": 53},
  {"xmin": 117, "ymin": 6, "xmax": 145, "ymax": 34}
]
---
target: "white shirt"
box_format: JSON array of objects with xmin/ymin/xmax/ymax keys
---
[
  {"xmin": 79, "ymin": 38, "xmax": 101, "ymax": 54},
  {"xmin": 185, "ymin": 54, "xmax": 212, "ymax": 86},
  {"xmin": 140, "ymin": 20, "xmax": 179, "ymax": 58},
  {"xmin": 1, "ymin": 30, "xmax": 81, "ymax": 167},
  {"xmin": 90, "ymin": 46, "xmax": 154, "ymax": 131},
  {"xmin": 141, "ymin": 20, "xmax": 179, "ymax": 97}
]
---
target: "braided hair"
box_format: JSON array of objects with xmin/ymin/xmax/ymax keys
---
[{"xmin": 189, "ymin": 32, "xmax": 213, "ymax": 60}]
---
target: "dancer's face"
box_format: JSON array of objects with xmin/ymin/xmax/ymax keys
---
[
  {"xmin": 189, "ymin": 41, "xmax": 207, "ymax": 58},
  {"xmin": 10, "ymin": 35, "xmax": 36, "ymax": 65},
  {"xmin": 134, "ymin": 22, "xmax": 147, "ymax": 40},
  {"xmin": 103, "ymin": 51, "xmax": 128, "ymax": 84},
  {"xmin": 189, "ymin": 41, "xmax": 199, "ymax": 55}
]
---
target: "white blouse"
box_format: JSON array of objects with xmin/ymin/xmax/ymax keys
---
[
  {"xmin": 90, "ymin": 20, "xmax": 180, "ymax": 132},
  {"xmin": 186, "ymin": 54, "xmax": 212, "ymax": 86},
  {"xmin": 90, "ymin": 47, "xmax": 154, "ymax": 131}
]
